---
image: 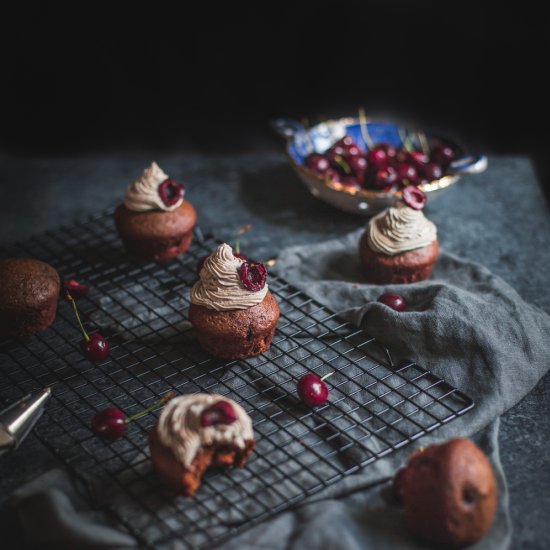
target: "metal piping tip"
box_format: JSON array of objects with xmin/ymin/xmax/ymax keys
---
[{"xmin": 0, "ymin": 387, "xmax": 52, "ymax": 456}]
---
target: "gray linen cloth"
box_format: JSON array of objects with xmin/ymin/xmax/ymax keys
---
[{"xmin": 10, "ymin": 230, "xmax": 550, "ymax": 549}]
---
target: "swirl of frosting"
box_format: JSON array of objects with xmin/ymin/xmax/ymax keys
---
[
  {"xmin": 157, "ymin": 394, "xmax": 254, "ymax": 467},
  {"xmin": 124, "ymin": 161, "xmax": 184, "ymax": 212},
  {"xmin": 367, "ymin": 201, "xmax": 437, "ymax": 255},
  {"xmin": 190, "ymin": 243, "xmax": 268, "ymax": 311}
]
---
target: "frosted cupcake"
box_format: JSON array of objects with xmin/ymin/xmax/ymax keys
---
[
  {"xmin": 149, "ymin": 394, "xmax": 255, "ymax": 496},
  {"xmin": 359, "ymin": 186, "xmax": 438, "ymax": 284},
  {"xmin": 189, "ymin": 243, "xmax": 279, "ymax": 359},
  {"xmin": 114, "ymin": 162, "xmax": 196, "ymax": 261}
]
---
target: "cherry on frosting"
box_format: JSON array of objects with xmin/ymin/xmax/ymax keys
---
[
  {"xmin": 200, "ymin": 401, "xmax": 238, "ymax": 427},
  {"xmin": 401, "ymin": 185, "xmax": 427, "ymax": 210},
  {"xmin": 238, "ymin": 261, "xmax": 267, "ymax": 292},
  {"xmin": 158, "ymin": 178, "xmax": 184, "ymax": 207}
]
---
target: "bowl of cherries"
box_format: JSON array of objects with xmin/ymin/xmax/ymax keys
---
[{"xmin": 272, "ymin": 116, "xmax": 487, "ymax": 215}]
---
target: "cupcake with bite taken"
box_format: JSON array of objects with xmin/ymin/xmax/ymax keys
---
[
  {"xmin": 114, "ymin": 162, "xmax": 196, "ymax": 261},
  {"xmin": 149, "ymin": 393, "xmax": 255, "ymax": 496},
  {"xmin": 359, "ymin": 186, "xmax": 438, "ymax": 284},
  {"xmin": 189, "ymin": 243, "xmax": 279, "ymax": 360}
]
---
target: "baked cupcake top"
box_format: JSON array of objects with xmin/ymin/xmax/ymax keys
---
[
  {"xmin": 367, "ymin": 201, "xmax": 437, "ymax": 256},
  {"xmin": 124, "ymin": 162, "xmax": 185, "ymax": 212},
  {"xmin": 191, "ymin": 243, "xmax": 268, "ymax": 311},
  {"xmin": 157, "ymin": 394, "xmax": 254, "ymax": 467}
]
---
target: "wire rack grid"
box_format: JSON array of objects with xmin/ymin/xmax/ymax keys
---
[{"xmin": 0, "ymin": 211, "xmax": 474, "ymax": 549}]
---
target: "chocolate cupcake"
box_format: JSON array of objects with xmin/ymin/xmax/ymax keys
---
[
  {"xmin": 189, "ymin": 244, "xmax": 279, "ymax": 360},
  {"xmin": 114, "ymin": 162, "xmax": 197, "ymax": 261},
  {"xmin": 0, "ymin": 258, "xmax": 60, "ymax": 338},
  {"xmin": 149, "ymin": 394, "xmax": 255, "ymax": 496},
  {"xmin": 359, "ymin": 187, "xmax": 438, "ymax": 284},
  {"xmin": 394, "ymin": 438, "xmax": 497, "ymax": 548}
]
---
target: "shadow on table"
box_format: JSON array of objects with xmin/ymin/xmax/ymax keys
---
[{"xmin": 238, "ymin": 163, "xmax": 360, "ymax": 229}]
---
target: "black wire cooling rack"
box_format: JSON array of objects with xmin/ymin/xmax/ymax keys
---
[{"xmin": 0, "ymin": 211, "xmax": 474, "ymax": 549}]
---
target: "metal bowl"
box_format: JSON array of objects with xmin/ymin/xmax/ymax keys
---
[{"xmin": 272, "ymin": 117, "xmax": 487, "ymax": 215}]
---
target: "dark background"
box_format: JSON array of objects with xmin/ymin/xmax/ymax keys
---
[{"xmin": 1, "ymin": 1, "xmax": 549, "ymax": 197}]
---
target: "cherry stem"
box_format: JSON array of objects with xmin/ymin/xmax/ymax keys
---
[
  {"xmin": 333, "ymin": 154, "xmax": 351, "ymax": 174},
  {"xmin": 125, "ymin": 391, "xmax": 175, "ymax": 425},
  {"xmin": 418, "ymin": 131, "xmax": 430, "ymax": 154},
  {"xmin": 358, "ymin": 107, "xmax": 374, "ymax": 149},
  {"xmin": 66, "ymin": 292, "xmax": 90, "ymax": 342},
  {"xmin": 235, "ymin": 224, "xmax": 252, "ymax": 255},
  {"xmin": 321, "ymin": 372, "xmax": 335, "ymax": 382},
  {"xmin": 398, "ymin": 128, "xmax": 413, "ymax": 152}
]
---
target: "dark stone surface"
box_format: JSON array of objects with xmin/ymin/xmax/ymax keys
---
[{"xmin": 0, "ymin": 154, "xmax": 549, "ymax": 548}]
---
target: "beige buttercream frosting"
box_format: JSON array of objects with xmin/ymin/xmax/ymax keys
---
[
  {"xmin": 124, "ymin": 161, "xmax": 183, "ymax": 212},
  {"xmin": 190, "ymin": 243, "xmax": 268, "ymax": 311},
  {"xmin": 157, "ymin": 394, "xmax": 254, "ymax": 468},
  {"xmin": 367, "ymin": 201, "xmax": 437, "ymax": 256}
]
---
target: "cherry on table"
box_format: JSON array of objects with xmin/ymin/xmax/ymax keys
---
[
  {"xmin": 66, "ymin": 291, "xmax": 110, "ymax": 363},
  {"xmin": 81, "ymin": 332, "xmax": 110, "ymax": 362},
  {"xmin": 92, "ymin": 392, "xmax": 175, "ymax": 440},
  {"xmin": 297, "ymin": 372, "xmax": 332, "ymax": 407},
  {"xmin": 92, "ymin": 407, "xmax": 126, "ymax": 439},
  {"xmin": 378, "ymin": 293, "xmax": 407, "ymax": 312},
  {"xmin": 63, "ymin": 279, "xmax": 89, "ymax": 300}
]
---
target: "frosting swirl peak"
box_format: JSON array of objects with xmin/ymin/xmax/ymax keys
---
[
  {"xmin": 157, "ymin": 394, "xmax": 254, "ymax": 467},
  {"xmin": 190, "ymin": 244, "xmax": 268, "ymax": 311},
  {"xmin": 367, "ymin": 201, "xmax": 437, "ymax": 256},
  {"xmin": 124, "ymin": 162, "xmax": 184, "ymax": 212}
]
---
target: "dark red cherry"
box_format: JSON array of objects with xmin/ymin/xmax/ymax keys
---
[
  {"xmin": 367, "ymin": 147, "xmax": 388, "ymax": 169},
  {"xmin": 377, "ymin": 143, "xmax": 398, "ymax": 161},
  {"xmin": 335, "ymin": 136, "xmax": 354, "ymax": 149},
  {"xmin": 92, "ymin": 407, "xmax": 126, "ymax": 439},
  {"xmin": 238, "ymin": 261, "xmax": 267, "ymax": 291},
  {"xmin": 422, "ymin": 162, "xmax": 443, "ymax": 181},
  {"xmin": 396, "ymin": 163, "xmax": 420, "ymax": 185},
  {"xmin": 408, "ymin": 151, "xmax": 430, "ymax": 168},
  {"xmin": 158, "ymin": 178, "xmax": 184, "ymax": 207},
  {"xmin": 401, "ymin": 185, "xmax": 427, "ymax": 210},
  {"xmin": 377, "ymin": 293, "xmax": 407, "ymax": 312},
  {"xmin": 200, "ymin": 401, "xmax": 237, "ymax": 427},
  {"xmin": 64, "ymin": 279, "xmax": 89, "ymax": 300},
  {"xmin": 348, "ymin": 155, "xmax": 368, "ymax": 175},
  {"xmin": 81, "ymin": 332, "xmax": 110, "ymax": 363},
  {"xmin": 373, "ymin": 166, "xmax": 398, "ymax": 189},
  {"xmin": 346, "ymin": 144, "xmax": 362, "ymax": 157},
  {"xmin": 297, "ymin": 373, "xmax": 329, "ymax": 407},
  {"xmin": 306, "ymin": 154, "xmax": 331, "ymax": 174},
  {"xmin": 432, "ymin": 145, "xmax": 455, "ymax": 167}
]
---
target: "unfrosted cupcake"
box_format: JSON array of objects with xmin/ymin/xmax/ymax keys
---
[
  {"xmin": 0, "ymin": 258, "xmax": 60, "ymax": 338},
  {"xmin": 359, "ymin": 186, "xmax": 438, "ymax": 284},
  {"xmin": 189, "ymin": 243, "xmax": 279, "ymax": 360},
  {"xmin": 114, "ymin": 162, "xmax": 196, "ymax": 261},
  {"xmin": 149, "ymin": 393, "xmax": 255, "ymax": 496}
]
